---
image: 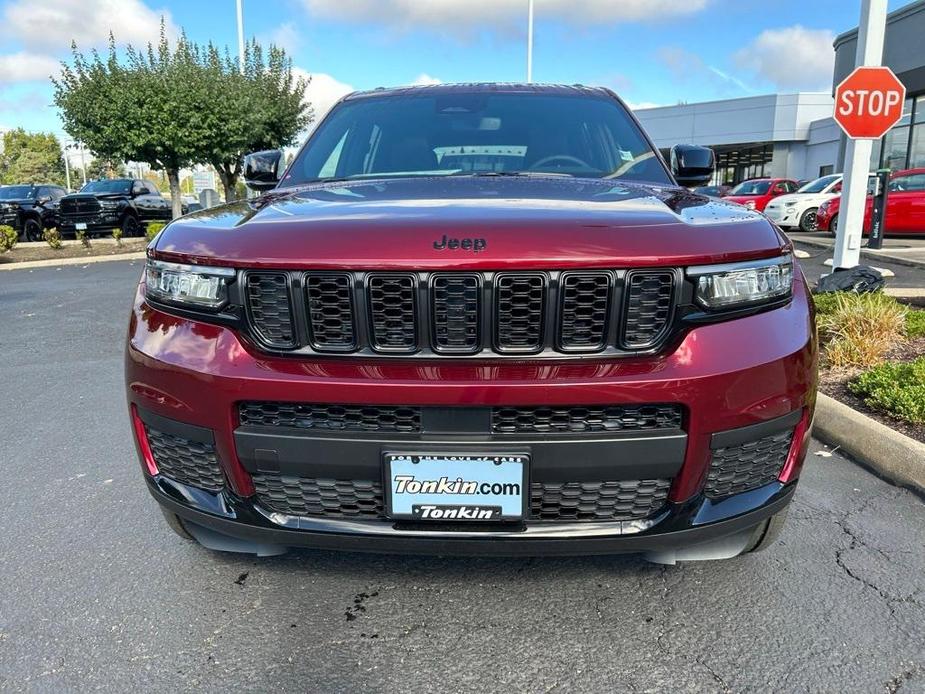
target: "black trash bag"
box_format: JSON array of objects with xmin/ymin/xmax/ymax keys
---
[{"xmin": 814, "ymin": 265, "xmax": 885, "ymax": 294}]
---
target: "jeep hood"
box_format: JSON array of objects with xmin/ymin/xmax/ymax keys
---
[{"xmin": 153, "ymin": 177, "xmax": 788, "ymax": 270}]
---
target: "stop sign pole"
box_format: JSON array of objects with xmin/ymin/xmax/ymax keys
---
[{"xmin": 832, "ymin": 0, "xmax": 891, "ymax": 270}]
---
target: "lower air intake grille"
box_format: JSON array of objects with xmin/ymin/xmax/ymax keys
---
[
  {"xmin": 491, "ymin": 404, "xmax": 683, "ymax": 434},
  {"xmin": 253, "ymin": 475, "xmax": 384, "ymax": 518},
  {"xmin": 245, "ymin": 272, "xmax": 296, "ymax": 348},
  {"xmin": 238, "ymin": 402, "xmax": 422, "ymax": 433},
  {"xmin": 703, "ymin": 429, "xmax": 793, "ymax": 498},
  {"xmin": 368, "ymin": 274, "xmax": 417, "ymax": 351},
  {"xmin": 530, "ymin": 479, "xmax": 671, "ymax": 521},
  {"xmin": 252, "ymin": 474, "xmax": 671, "ymax": 522},
  {"xmin": 622, "ymin": 271, "xmax": 675, "ymax": 349},
  {"xmin": 146, "ymin": 427, "xmax": 224, "ymax": 492}
]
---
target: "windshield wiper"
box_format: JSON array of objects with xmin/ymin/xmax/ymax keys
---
[{"xmin": 452, "ymin": 170, "xmax": 574, "ymax": 178}]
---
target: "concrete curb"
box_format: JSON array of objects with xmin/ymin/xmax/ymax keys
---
[
  {"xmin": 814, "ymin": 392, "xmax": 925, "ymax": 494},
  {"xmin": 0, "ymin": 251, "xmax": 146, "ymax": 271},
  {"xmin": 792, "ymin": 236, "xmax": 925, "ymax": 270}
]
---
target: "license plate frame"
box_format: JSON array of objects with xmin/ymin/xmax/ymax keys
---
[{"xmin": 384, "ymin": 453, "xmax": 529, "ymax": 522}]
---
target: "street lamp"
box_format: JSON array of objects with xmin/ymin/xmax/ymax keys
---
[
  {"xmin": 236, "ymin": 0, "xmax": 245, "ymax": 74},
  {"xmin": 527, "ymin": 0, "xmax": 534, "ymax": 83}
]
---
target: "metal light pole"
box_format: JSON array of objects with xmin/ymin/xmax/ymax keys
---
[
  {"xmin": 62, "ymin": 146, "xmax": 71, "ymax": 191},
  {"xmin": 832, "ymin": 0, "xmax": 888, "ymax": 269},
  {"xmin": 236, "ymin": 0, "xmax": 245, "ymax": 74},
  {"xmin": 526, "ymin": 0, "xmax": 534, "ymax": 83}
]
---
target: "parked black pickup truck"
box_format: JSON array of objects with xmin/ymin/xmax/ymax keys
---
[
  {"xmin": 0, "ymin": 184, "xmax": 68, "ymax": 241},
  {"xmin": 58, "ymin": 178, "xmax": 172, "ymax": 237}
]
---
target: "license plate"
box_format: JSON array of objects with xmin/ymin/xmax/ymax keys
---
[
  {"xmin": 384, "ymin": 453, "xmax": 528, "ymax": 521},
  {"xmin": 75, "ymin": 222, "xmax": 87, "ymax": 230}
]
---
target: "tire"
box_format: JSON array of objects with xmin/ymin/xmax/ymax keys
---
[
  {"xmin": 828, "ymin": 213, "xmax": 838, "ymax": 236},
  {"xmin": 23, "ymin": 217, "xmax": 43, "ymax": 242},
  {"xmin": 798, "ymin": 208, "xmax": 818, "ymax": 233},
  {"xmin": 160, "ymin": 508, "xmax": 195, "ymax": 541},
  {"xmin": 121, "ymin": 214, "xmax": 141, "ymax": 238},
  {"xmin": 742, "ymin": 507, "xmax": 790, "ymax": 554}
]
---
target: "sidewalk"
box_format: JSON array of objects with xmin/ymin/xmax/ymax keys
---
[{"xmin": 787, "ymin": 231, "xmax": 925, "ymax": 270}]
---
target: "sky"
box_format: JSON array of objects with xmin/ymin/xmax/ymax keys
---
[{"xmin": 0, "ymin": 0, "xmax": 915, "ymax": 140}]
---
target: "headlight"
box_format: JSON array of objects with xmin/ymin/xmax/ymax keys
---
[
  {"xmin": 100, "ymin": 200, "xmax": 120, "ymax": 209},
  {"xmin": 744, "ymin": 200, "xmax": 756, "ymax": 210},
  {"xmin": 688, "ymin": 255, "xmax": 793, "ymax": 309},
  {"xmin": 783, "ymin": 201, "xmax": 798, "ymax": 207},
  {"xmin": 145, "ymin": 259, "xmax": 235, "ymax": 309}
]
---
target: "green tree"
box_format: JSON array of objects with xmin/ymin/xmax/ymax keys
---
[
  {"xmin": 54, "ymin": 27, "xmax": 216, "ymax": 218},
  {"xmin": 85, "ymin": 156, "xmax": 128, "ymax": 181},
  {"xmin": 0, "ymin": 129, "xmax": 66, "ymax": 185},
  {"xmin": 199, "ymin": 41, "xmax": 311, "ymax": 202}
]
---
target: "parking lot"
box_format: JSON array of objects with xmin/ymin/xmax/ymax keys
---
[{"xmin": 1, "ymin": 260, "xmax": 924, "ymax": 692}]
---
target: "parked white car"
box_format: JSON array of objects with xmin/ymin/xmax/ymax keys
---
[{"xmin": 764, "ymin": 174, "xmax": 843, "ymax": 232}]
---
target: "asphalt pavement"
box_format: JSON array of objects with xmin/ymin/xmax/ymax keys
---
[{"xmin": 1, "ymin": 260, "xmax": 924, "ymax": 693}]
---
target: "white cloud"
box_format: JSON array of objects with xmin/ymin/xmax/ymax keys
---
[
  {"xmin": 411, "ymin": 73, "xmax": 442, "ymax": 86},
  {"xmin": 302, "ymin": 0, "xmax": 708, "ymax": 32},
  {"xmin": 261, "ymin": 22, "xmax": 301, "ymax": 54},
  {"xmin": 0, "ymin": 52, "xmax": 60, "ymax": 83},
  {"xmin": 2, "ymin": 0, "xmax": 176, "ymax": 52},
  {"xmin": 295, "ymin": 70, "xmax": 354, "ymax": 126},
  {"xmin": 658, "ymin": 45, "xmax": 755, "ymax": 95},
  {"xmin": 734, "ymin": 25, "xmax": 835, "ymax": 91}
]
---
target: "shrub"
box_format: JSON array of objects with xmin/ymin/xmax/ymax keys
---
[
  {"xmin": 811, "ymin": 292, "xmax": 842, "ymax": 318},
  {"xmin": 0, "ymin": 224, "xmax": 17, "ymax": 252},
  {"xmin": 43, "ymin": 227, "xmax": 62, "ymax": 249},
  {"xmin": 145, "ymin": 222, "xmax": 166, "ymax": 242},
  {"xmin": 850, "ymin": 357, "xmax": 925, "ymax": 424},
  {"xmin": 816, "ymin": 291, "xmax": 907, "ymax": 368},
  {"xmin": 76, "ymin": 229, "xmax": 91, "ymax": 248},
  {"xmin": 112, "ymin": 228, "xmax": 123, "ymax": 246},
  {"xmin": 906, "ymin": 309, "xmax": 925, "ymax": 339}
]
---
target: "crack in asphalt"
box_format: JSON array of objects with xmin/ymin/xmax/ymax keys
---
[{"xmin": 885, "ymin": 665, "xmax": 920, "ymax": 693}]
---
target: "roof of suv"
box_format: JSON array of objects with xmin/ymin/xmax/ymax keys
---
[{"xmin": 342, "ymin": 82, "xmax": 615, "ymax": 102}]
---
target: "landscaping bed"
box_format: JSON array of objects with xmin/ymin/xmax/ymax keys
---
[
  {"xmin": 0, "ymin": 238, "xmax": 148, "ymax": 264},
  {"xmin": 816, "ymin": 292, "xmax": 925, "ymax": 444}
]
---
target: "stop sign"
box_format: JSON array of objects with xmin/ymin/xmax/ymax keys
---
[{"xmin": 834, "ymin": 66, "xmax": 906, "ymax": 139}]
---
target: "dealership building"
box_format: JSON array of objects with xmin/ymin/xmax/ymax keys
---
[{"xmin": 635, "ymin": 0, "xmax": 925, "ymax": 185}]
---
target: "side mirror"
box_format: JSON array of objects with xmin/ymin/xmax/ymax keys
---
[
  {"xmin": 670, "ymin": 144, "xmax": 715, "ymax": 188},
  {"xmin": 36, "ymin": 195, "xmax": 51, "ymax": 205},
  {"xmin": 244, "ymin": 150, "xmax": 285, "ymax": 191}
]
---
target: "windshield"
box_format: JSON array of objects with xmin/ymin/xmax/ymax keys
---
[
  {"xmin": 730, "ymin": 180, "xmax": 771, "ymax": 195},
  {"xmin": 283, "ymin": 91, "xmax": 671, "ymax": 186},
  {"xmin": 0, "ymin": 185, "xmax": 36, "ymax": 200},
  {"xmin": 81, "ymin": 179, "xmax": 132, "ymax": 194},
  {"xmin": 797, "ymin": 175, "xmax": 840, "ymax": 194}
]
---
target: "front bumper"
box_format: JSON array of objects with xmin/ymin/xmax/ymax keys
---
[
  {"xmin": 126, "ymin": 274, "xmax": 817, "ymax": 555},
  {"xmin": 764, "ymin": 206, "xmax": 798, "ymax": 227},
  {"xmin": 59, "ymin": 213, "xmax": 120, "ymax": 233}
]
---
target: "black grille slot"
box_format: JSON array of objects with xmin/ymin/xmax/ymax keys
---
[
  {"xmin": 531, "ymin": 479, "xmax": 671, "ymax": 521},
  {"xmin": 146, "ymin": 427, "xmax": 224, "ymax": 492},
  {"xmin": 245, "ymin": 272, "xmax": 296, "ymax": 348},
  {"xmin": 253, "ymin": 475, "xmax": 384, "ymax": 518},
  {"xmin": 432, "ymin": 274, "xmax": 480, "ymax": 352},
  {"xmin": 704, "ymin": 429, "xmax": 793, "ymax": 498},
  {"xmin": 559, "ymin": 272, "xmax": 611, "ymax": 350},
  {"xmin": 495, "ymin": 273, "xmax": 545, "ymax": 351},
  {"xmin": 492, "ymin": 404, "xmax": 682, "ymax": 434},
  {"xmin": 368, "ymin": 274, "xmax": 417, "ymax": 351},
  {"xmin": 306, "ymin": 273, "xmax": 355, "ymax": 351},
  {"xmin": 239, "ymin": 402, "xmax": 422, "ymax": 433},
  {"xmin": 622, "ymin": 271, "xmax": 674, "ymax": 349}
]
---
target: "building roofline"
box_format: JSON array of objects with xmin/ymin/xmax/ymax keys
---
[
  {"xmin": 834, "ymin": 0, "xmax": 925, "ymax": 48},
  {"xmin": 633, "ymin": 92, "xmax": 832, "ymax": 112}
]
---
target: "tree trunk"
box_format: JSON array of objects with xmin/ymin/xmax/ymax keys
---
[
  {"xmin": 167, "ymin": 168, "xmax": 183, "ymax": 219},
  {"xmin": 217, "ymin": 166, "xmax": 237, "ymax": 203}
]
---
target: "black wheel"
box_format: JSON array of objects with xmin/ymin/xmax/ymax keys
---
[
  {"xmin": 742, "ymin": 507, "xmax": 790, "ymax": 554},
  {"xmin": 23, "ymin": 217, "xmax": 43, "ymax": 242},
  {"xmin": 828, "ymin": 213, "xmax": 838, "ymax": 236},
  {"xmin": 160, "ymin": 508, "xmax": 194, "ymax": 541},
  {"xmin": 121, "ymin": 214, "xmax": 141, "ymax": 237},
  {"xmin": 798, "ymin": 208, "xmax": 818, "ymax": 233}
]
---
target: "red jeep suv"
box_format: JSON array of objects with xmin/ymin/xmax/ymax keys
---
[{"xmin": 126, "ymin": 84, "xmax": 816, "ymax": 563}]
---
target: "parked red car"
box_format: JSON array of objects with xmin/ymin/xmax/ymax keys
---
[
  {"xmin": 725, "ymin": 178, "xmax": 800, "ymax": 212},
  {"xmin": 127, "ymin": 84, "xmax": 816, "ymax": 563},
  {"xmin": 816, "ymin": 168, "xmax": 925, "ymax": 234}
]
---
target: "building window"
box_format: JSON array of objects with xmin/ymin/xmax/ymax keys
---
[{"xmin": 819, "ymin": 164, "xmax": 834, "ymax": 177}]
